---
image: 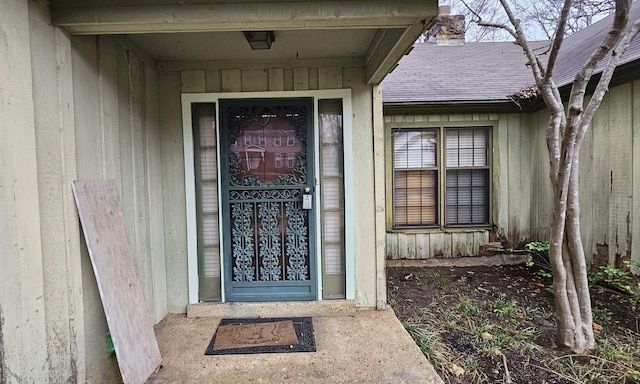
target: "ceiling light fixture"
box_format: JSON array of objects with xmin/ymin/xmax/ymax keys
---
[{"xmin": 242, "ymin": 31, "xmax": 276, "ymax": 50}]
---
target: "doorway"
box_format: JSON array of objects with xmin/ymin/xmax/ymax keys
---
[{"xmin": 219, "ymin": 98, "xmax": 317, "ymax": 301}]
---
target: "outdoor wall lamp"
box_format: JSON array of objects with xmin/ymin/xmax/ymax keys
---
[{"xmin": 243, "ymin": 31, "xmax": 276, "ymax": 50}]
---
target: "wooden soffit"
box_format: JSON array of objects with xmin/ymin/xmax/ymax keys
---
[{"xmin": 51, "ymin": 0, "xmax": 437, "ymax": 84}]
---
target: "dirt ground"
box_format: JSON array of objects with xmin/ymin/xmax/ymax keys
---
[{"xmin": 387, "ymin": 264, "xmax": 639, "ymax": 384}]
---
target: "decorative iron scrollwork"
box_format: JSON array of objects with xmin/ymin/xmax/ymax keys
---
[
  {"xmin": 258, "ymin": 202, "xmax": 282, "ymax": 281},
  {"xmin": 229, "ymin": 189, "xmax": 302, "ymax": 201},
  {"xmin": 231, "ymin": 203, "xmax": 255, "ymax": 282},
  {"xmin": 229, "ymin": 152, "xmax": 267, "ymax": 186},
  {"xmin": 285, "ymin": 201, "xmax": 309, "ymax": 280}
]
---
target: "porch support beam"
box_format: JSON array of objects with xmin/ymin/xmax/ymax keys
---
[
  {"xmin": 51, "ymin": 1, "xmax": 436, "ymax": 35},
  {"xmin": 365, "ymin": 18, "xmax": 433, "ymax": 84}
]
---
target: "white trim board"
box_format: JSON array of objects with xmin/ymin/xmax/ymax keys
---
[{"xmin": 182, "ymin": 90, "xmax": 355, "ymax": 303}]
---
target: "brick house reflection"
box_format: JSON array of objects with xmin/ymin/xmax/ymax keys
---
[{"xmin": 230, "ymin": 116, "xmax": 303, "ymax": 184}]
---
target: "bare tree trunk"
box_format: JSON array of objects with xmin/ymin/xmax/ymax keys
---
[{"xmin": 487, "ymin": 0, "xmax": 638, "ymax": 354}]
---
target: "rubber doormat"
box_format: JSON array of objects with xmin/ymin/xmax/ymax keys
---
[{"xmin": 205, "ymin": 317, "xmax": 316, "ymax": 355}]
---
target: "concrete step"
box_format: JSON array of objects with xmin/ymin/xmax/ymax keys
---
[{"xmin": 187, "ymin": 299, "xmax": 357, "ymax": 318}]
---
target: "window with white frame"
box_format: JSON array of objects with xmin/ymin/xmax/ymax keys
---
[
  {"xmin": 274, "ymin": 153, "xmax": 283, "ymax": 168},
  {"xmin": 286, "ymin": 153, "xmax": 296, "ymax": 168},
  {"xmin": 392, "ymin": 126, "xmax": 491, "ymax": 228}
]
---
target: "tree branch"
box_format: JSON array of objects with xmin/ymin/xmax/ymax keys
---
[
  {"xmin": 567, "ymin": 0, "xmax": 631, "ymax": 120},
  {"xmin": 582, "ymin": 14, "xmax": 640, "ymax": 125},
  {"xmin": 544, "ymin": 0, "xmax": 572, "ymax": 82}
]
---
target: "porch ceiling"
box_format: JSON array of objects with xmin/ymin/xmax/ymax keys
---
[{"xmin": 49, "ymin": 0, "xmax": 438, "ymax": 84}]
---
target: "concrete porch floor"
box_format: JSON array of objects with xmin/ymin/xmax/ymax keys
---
[{"xmin": 146, "ymin": 305, "xmax": 443, "ymax": 384}]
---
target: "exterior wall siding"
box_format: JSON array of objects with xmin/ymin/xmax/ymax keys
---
[
  {"xmin": 0, "ymin": 3, "xmax": 167, "ymax": 382},
  {"xmin": 387, "ymin": 81, "xmax": 640, "ymax": 267},
  {"xmin": 70, "ymin": 34, "xmax": 167, "ymax": 381},
  {"xmin": 1, "ymin": 1, "xmax": 50, "ymax": 383},
  {"xmin": 531, "ymin": 82, "xmax": 639, "ymax": 267},
  {"xmin": 384, "ymin": 112, "xmax": 532, "ymax": 260},
  {"xmin": 160, "ymin": 64, "xmax": 381, "ymax": 308}
]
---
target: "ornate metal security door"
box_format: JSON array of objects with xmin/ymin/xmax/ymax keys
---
[{"xmin": 220, "ymin": 98, "xmax": 316, "ymax": 301}]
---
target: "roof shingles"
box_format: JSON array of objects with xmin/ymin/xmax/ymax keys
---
[{"xmin": 383, "ymin": 2, "xmax": 640, "ymax": 105}]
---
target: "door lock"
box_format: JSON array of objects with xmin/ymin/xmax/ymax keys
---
[{"xmin": 302, "ymin": 186, "xmax": 312, "ymax": 209}]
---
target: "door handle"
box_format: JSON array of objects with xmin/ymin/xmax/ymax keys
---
[{"xmin": 302, "ymin": 187, "xmax": 312, "ymax": 209}]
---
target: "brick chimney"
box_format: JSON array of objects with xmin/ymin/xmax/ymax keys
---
[{"xmin": 428, "ymin": 5, "xmax": 466, "ymax": 45}]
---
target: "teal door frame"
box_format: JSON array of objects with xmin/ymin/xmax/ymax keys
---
[{"xmin": 219, "ymin": 97, "xmax": 317, "ymax": 301}]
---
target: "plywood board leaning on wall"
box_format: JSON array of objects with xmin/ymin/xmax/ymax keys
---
[{"xmin": 72, "ymin": 180, "xmax": 162, "ymax": 384}]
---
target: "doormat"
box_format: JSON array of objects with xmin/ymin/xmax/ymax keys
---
[{"xmin": 205, "ymin": 317, "xmax": 315, "ymax": 355}]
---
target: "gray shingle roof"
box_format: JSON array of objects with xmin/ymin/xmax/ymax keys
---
[{"xmin": 382, "ymin": 1, "xmax": 640, "ymax": 105}]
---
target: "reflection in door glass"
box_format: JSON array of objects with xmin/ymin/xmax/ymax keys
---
[{"xmin": 229, "ymin": 117, "xmax": 303, "ymax": 185}]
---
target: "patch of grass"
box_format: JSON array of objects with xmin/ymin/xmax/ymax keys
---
[
  {"xmin": 403, "ymin": 323, "xmax": 446, "ymax": 372},
  {"xmin": 491, "ymin": 297, "xmax": 518, "ymax": 317},
  {"xmin": 592, "ymin": 307, "xmax": 612, "ymax": 327},
  {"xmin": 389, "ymin": 266, "xmax": 640, "ymax": 384}
]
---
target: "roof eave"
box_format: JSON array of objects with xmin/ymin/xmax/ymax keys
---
[{"xmin": 383, "ymin": 99, "xmax": 526, "ymax": 115}]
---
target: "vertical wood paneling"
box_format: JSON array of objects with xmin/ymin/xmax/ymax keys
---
[
  {"xmin": 579, "ymin": 97, "xmax": 595, "ymax": 260},
  {"xmin": 473, "ymin": 231, "xmax": 488, "ymax": 254},
  {"xmin": 1, "ymin": 3, "xmax": 50, "ymax": 381},
  {"xmin": 608, "ymin": 83, "xmax": 633, "ymax": 264},
  {"xmin": 97, "ymin": 37, "xmax": 120, "ymax": 185},
  {"xmin": 343, "ymin": 67, "xmax": 364, "ymax": 88},
  {"xmin": 507, "ymin": 113, "xmax": 521, "ymax": 243},
  {"xmin": 632, "ymin": 80, "xmax": 640, "ymax": 266},
  {"xmin": 268, "ymin": 68, "xmax": 284, "ymax": 91},
  {"xmin": 294, "ymin": 67, "xmax": 309, "ymax": 90},
  {"xmin": 397, "ymin": 233, "xmax": 408, "ymax": 259},
  {"xmin": 386, "ymin": 231, "xmax": 490, "ymax": 260},
  {"xmin": 72, "ymin": 35, "xmax": 122, "ymax": 383},
  {"xmin": 452, "ymin": 232, "xmax": 474, "ymax": 257},
  {"xmin": 159, "ymin": 71, "xmax": 189, "ymax": 313},
  {"xmin": 535, "ymin": 111, "xmax": 552, "ymax": 241},
  {"xmin": 387, "ymin": 233, "xmax": 398, "ymax": 259},
  {"xmin": 406, "ymin": 234, "xmax": 417, "ymax": 259},
  {"xmin": 496, "ymin": 115, "xmax": 510, "ymax": 239},
  {"xmin": 205, "ymin": 70, "xmax": 222, "ymax": 93},
  {"xmin": 222, "ymin": 69, "xmax": 241, "ymax": 92},
  {"xmin": 129, "ymin": 55, "xmax": 153, "ymax": 308},
  {"xmin": 591, "ymin": 94, "xmax": 611, "ymax": 257},
  {"xmin": 429, "ymin": 232, "xmax": 448, "ymax": 258},
  {"xmin": 416, "ymin": 234, "xmax": 430, "ymax": 258},
  {"xmin": 73, "ymin": 37, "xmax": 103, "ymax": 179},
  {"xmin": 283, "ymin": 68, "xmax": 294, "ymax": 90},
  {"xmin": 241, "ymin": 69, "xmax": 268, "ymax": 92},
  {"xmin": 29, "ymin": 3, "xmax": 77, "ymax": 380},
  {"xmin": 319, "ymin": 67, "xmax": 342, "ymax": 89},
  {"xmin": 518, "ymin": 114, "xmax": 531, "ymax": 239},
  {"xmin": 181, "ymin": 70, "xmax": 205, "ymax": 93},
  {"xmin": 144, "ymin": 60, "xmax": 168, "ymax": 323},
  {"xmin": 117, "ymin": 46, "xmax": 136, "ymax": 254},
  {"xmin": 309, "ymin": 67, "xmax": 319, "ymax": 90}
]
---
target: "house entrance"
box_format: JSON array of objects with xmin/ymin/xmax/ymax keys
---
[{"xmin": 219, "ymin": 98, "xmax": 317, "ymax": 301}]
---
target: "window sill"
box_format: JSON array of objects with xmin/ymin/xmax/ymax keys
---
[{"xmin": 389, "ymin": 226, "xmax": 491, "ymax": 235}]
